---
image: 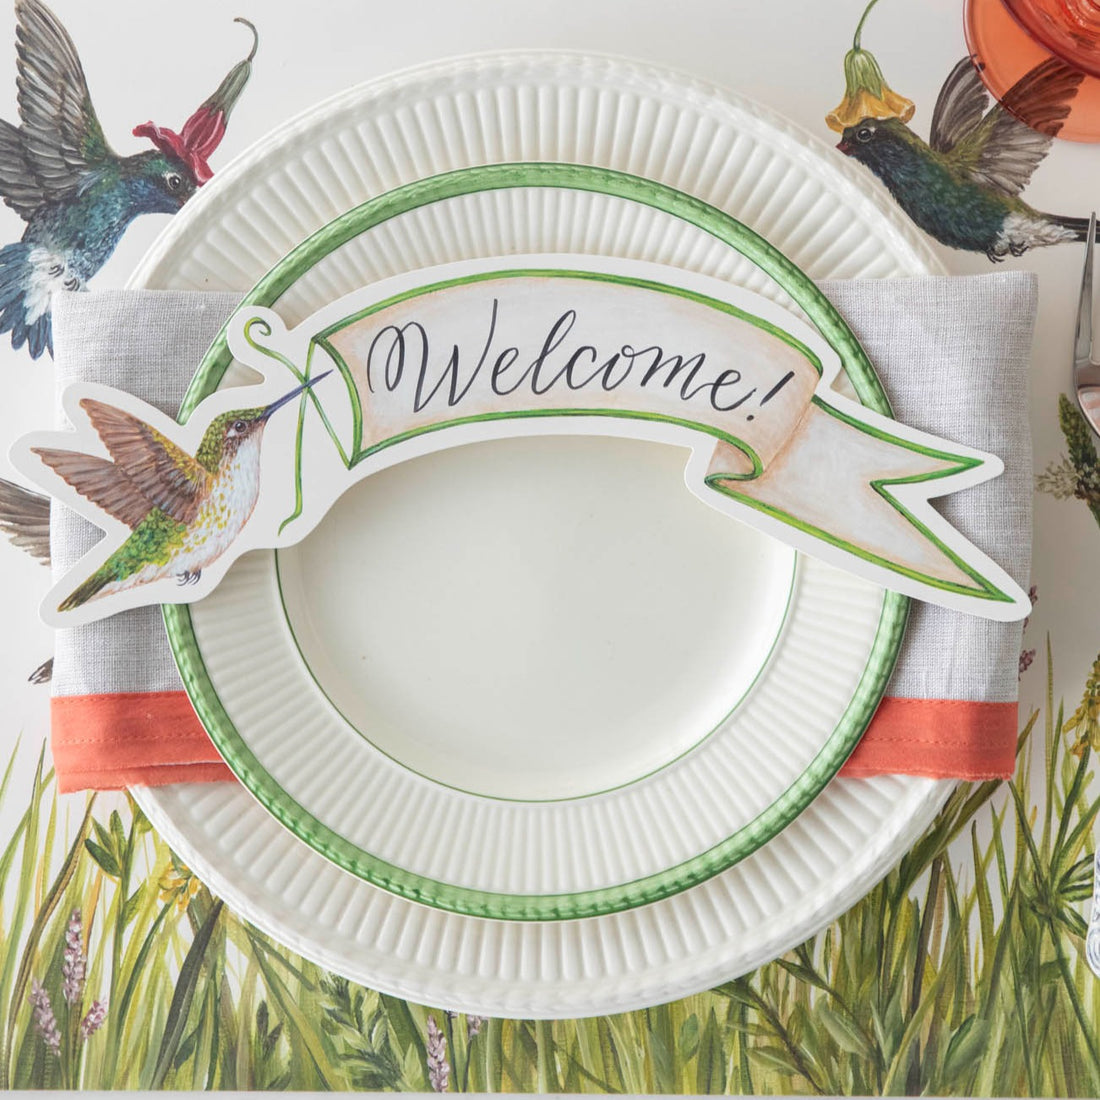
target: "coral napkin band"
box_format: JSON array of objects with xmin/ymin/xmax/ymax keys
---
[
  {"xmin": 840, "ymin": 697, "xmax": 1018, "ymax": 781},
  {"xmin": 50, "ymin": 692, "xmax": 231, "ymax": 791},
  {"xmin": 50, "ymin": 691, "xmax": 1019, "ymax": 794}
]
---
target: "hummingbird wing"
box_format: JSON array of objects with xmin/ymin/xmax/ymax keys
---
[
  {"xmin": 940, "ymin": 58, "xmax": 1083, "ymax": 197},
  {"xmin": 78, "ymin": 399, "xmax": 210, "ymax": 526},
  {"xmin": 929, "ymin": 59, "xmax": 990, "ymax": 155},
  {"xmin": 0, "ymin": 476, "xmax": 50, "ymax": 562},
  {"xmin": 0, "ymin": 118, "xmax": 51, "ymax": 219},
  {"xmin": 30, "ymin": 447, "xmax": 152, "ymax": 530},
  {"xmin": 10, "ymin": 0, "xmax": 114, "ymax": 210}
]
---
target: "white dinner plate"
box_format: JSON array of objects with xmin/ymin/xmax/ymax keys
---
[{"xmin": 129, "ymin": 51, "xmax": 952, "ymax": 1016}]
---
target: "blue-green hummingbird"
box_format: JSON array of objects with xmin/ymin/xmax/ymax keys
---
[
  {"xmin": 837, "ymin": 57, "xmax": 1091, "ymax": 261},
  {"xmin": 0, "ymin": 0, "xmax": 257, "ymax": 358}
]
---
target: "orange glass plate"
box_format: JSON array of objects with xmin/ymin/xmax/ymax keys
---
[
  {"xmin": 1004, "ymin": 0, "xmax": 1100, "ymax": 79},
  {"xmin": 966, "ymin": 0, "xmax": 1100, "ymax": 142}
]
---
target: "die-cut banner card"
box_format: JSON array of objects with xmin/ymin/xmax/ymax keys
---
[{"xmin": 13, "ymin": 254, "xmax": 1030, "ymax": 627}]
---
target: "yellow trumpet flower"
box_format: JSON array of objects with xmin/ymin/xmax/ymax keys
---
[
  {"xmin": 826, "ymin": 0, "xmax": 914, "ymax": 133},
  {"xmin": 826, "ymin": 46, "xmax": 915, "ymax": 133}
]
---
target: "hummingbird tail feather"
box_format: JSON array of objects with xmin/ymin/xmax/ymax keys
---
[
  {"xmin": 0, "ymin": 243, "xmax": 51, "ymax": 360},
  {"xmin": 58, "ymin": 567, "xmax": 111, "ymax": 612},
  {"xmin": 1048, "ymin": 214, "xmax": 1094, "ymax": 242}
]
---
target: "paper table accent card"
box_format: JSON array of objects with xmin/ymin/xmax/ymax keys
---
[{"xmin": 13, "ymin": 255, "xmax": 1030, "ymax": 626}]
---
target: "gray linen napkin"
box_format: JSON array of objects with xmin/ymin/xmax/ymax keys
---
[{"xmin": 47, "ymin": 273, "xmax": 1036, "ymax": 775}]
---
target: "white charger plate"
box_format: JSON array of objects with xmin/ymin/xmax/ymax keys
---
[{"xmin": 129, "ymin": 51, "xmax": 952, "ymax": 1016}]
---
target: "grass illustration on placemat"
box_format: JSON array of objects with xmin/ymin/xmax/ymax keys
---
[{"xmin": 2, "ymin": 642, "xmax": 1098, "ymax": 1093}]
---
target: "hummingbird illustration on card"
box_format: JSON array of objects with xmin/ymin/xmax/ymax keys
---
[{"xmin": 13, "ymin": 371, "xmax": 331, "ymax": 625}]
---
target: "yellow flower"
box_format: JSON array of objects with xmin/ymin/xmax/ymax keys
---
[
  {"xmin": 158, "ymin": 858, "xmax": 202, "ymax": 912},
  {"xmin": 826, "ymin": 46, "xmax": 915, "ymax": 133},
  {"xmin": 1065, "ymin": 654, "xmax": 1100, "ymax": 758}
]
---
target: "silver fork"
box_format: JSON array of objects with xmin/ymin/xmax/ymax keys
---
[{"xmin": 1074, "ymin": 211, "xmax": 1100, "ymax": 438}]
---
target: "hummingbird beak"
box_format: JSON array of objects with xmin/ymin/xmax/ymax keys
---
[{"xmin": 260, "ymin": 370, "xmax": 333, "ymax": 421}]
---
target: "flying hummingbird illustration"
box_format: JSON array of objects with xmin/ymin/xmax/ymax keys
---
[
  {"xmin": 836, "ymin": 57, "xmax": 1090, "ymax": 261},
  {"xmin": 0, "ymin": 0, "xmax": 257, "ymax": 359},
  {"xmin": 32, "ymin": 372, "xmax": 331, "ymax": 612}
]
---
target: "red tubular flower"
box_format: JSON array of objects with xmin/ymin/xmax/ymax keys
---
[{"xmin": 133, "ymin": 18, "xmax": 257, "ymax": 186}]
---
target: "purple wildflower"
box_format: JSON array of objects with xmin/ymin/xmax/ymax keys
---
[
  {"xmin": 61, "ymin": 910, "xmax": 86, "ymax": 1006},
  {"xmin": 1020, "ymin": 648, "xmax": 1036, "ymax": 678},
  {"xmin": 426, "ymin": 1015, "xmax": 450, "ymax": 1092},
  {"xmin": 28, "ymin": 979, "xmax": 60, "ymax": 1055},
  {"xmin": 467, "ymin": 1015, "xmax": 486, "ymax": 1042},
  {"xmin": 1023, "ymin": 585, "xmax": 1038, "ymax": 631},
  {"xmin": 80, "ymin": 999, "xmax": 107, "ymax": 1039}
]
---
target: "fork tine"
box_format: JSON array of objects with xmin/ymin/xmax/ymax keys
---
[{"xmin": 1075, "ymin": 212, "xmax": 1096, "ymax": 367}]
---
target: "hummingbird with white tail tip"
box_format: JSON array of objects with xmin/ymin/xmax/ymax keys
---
[
  {"xmin": 0, "ymin": 0, "xmax": 258, "ymax": 359},
  {"xmin": 834, "ymin": 57, "xmax": 1091, "ymax": 262},
  {"xmin": 32, "ymin": 372, "xmax": 331, "ymax": 611}
]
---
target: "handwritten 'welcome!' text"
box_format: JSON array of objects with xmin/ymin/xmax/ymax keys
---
[{"xmin": 363, "ymin": 300, "xmax": 794, "ymax": 418}]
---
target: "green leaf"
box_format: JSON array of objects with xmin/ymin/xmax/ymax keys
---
[
  {"xmin": 971, "ymin": 824, "xmax": 995, "ymax": 965},
  {"xmin": 677, "ymin": 1012, "xmax": 700, "ymax": 1062},
  {"xmin": 149, "ymin": 899, "xmax": 225, "ymax": 1088},
  {"xmin": 125, "ymin": 792, "xmax": 152, "ymax": 835},
  {"xmin": 376, "ymin": 993, "xmax": 427, "ymax": 1084},
  {"xmin": 535, "ymin": 1017, "xmax": 561, "ymax": 1092},
  {"xmin": 713, "ymin": 978, "xmax": 757, "ymax": 1007},
  {"xmin": 775, "ymin": 957, "xmax": 822, "ymax": 988},
  {"xmin": 942, "ymin": 1015, "xmax": 985, "ymax": 1080},
  {"xmin": 83, "ymin": 839, "xmax": 119, "ymax": 879},
  {"xmin": 173, "ymin": 1025, "xmax": 199, "ymax": 1071},
  {"xmin": 121, "ymin": 886, "xmax": 144, "ymax": 929},
  {"xmin": 645, "ymin": 1016, "xmax": 675, "ymax": 1092},
  {"xmin": 748, "ymin": 1044, "xmax": 799, "ymax": 1075},
  {"xmin": 695, "ymin": 1009, "xmax": 726, "ymax": 1094},
  {"xmin": 108, "ymin": 810, "xmax": 126, "ymax": 860},
  {"xmin": 401, "ymin": 1042, "xmax": 422, "ymax": 1087},
  {"xmin": 91, "ymin": 817, "xmax": 114, "ymax": 856},
  {"xmin": 819, "ymin": 1002, "xmax": 873, "ymax": 1058},
  {"xmin": 1057, "ymin": 908, "xmax": 1089, "ymax": 938}
]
